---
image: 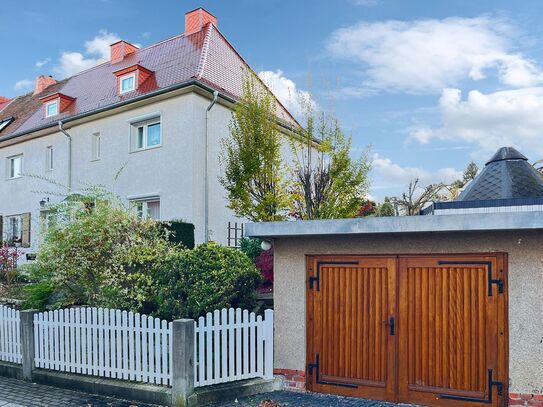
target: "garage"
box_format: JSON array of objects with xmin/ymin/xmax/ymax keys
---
[
  {"xmin": 245, "ymin": 147, "xmax": 543, "ymax": 407},
  {"xmin": 306, "ymin": 254, "xmax": 508, "ymax": 406}
]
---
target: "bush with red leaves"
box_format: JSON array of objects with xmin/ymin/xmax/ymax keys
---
[{"xmin": 255, "ymin": 249, "xmax": 273, "ymax": 287}]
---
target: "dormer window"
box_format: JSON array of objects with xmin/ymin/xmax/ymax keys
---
[
  {"xmin": 113, "ymin": 64, "xmax": 153, "ymax": 96},
  {"xmin": 120, "ymin": 73, "xmax": 136, "ymax": 94},
  {"xmin": 45, "ymin": 100, "xmax": 59, "ymax": 118},
  {"xmin": 40, "ymin": 93, "xmax": 75, "ymax": 118}
]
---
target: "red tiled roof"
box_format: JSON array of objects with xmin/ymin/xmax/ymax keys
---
[{"xmin": 0, "ymin": 23, "xmax": 299, "ymax": 140}]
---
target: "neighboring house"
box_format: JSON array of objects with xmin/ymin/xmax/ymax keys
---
[
  {"xmin": 0, "ymin": 8, "xmax": 303, "ymax": 255},
  {"xmin": 246, "ymin": 147, "xmax": 543, "ymax": 407}
]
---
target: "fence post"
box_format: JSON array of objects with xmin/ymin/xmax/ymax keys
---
[
  {"xmin": 20, "ymin": 310, "xmax": 38, "ymax": 381},
  {"xmin": 171, "ymin": 319, "xmax": 196, "ymax": 407},
  {"xmin": 264, "ymin": 309, "xmax": 274, "ymax": 379}
]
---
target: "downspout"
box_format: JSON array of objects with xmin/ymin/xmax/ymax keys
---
[
  {"xmin": 204, "ymin": 90, "xmax": 219, "ymax": 244},
  {"xmin": 58, "ymin": 121, "xmax": 72, "ymax": 191}
]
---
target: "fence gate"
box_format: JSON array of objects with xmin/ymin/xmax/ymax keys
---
[{"xmin": 307, "ymin": 254, "xmax": 508, "ymax": 407}]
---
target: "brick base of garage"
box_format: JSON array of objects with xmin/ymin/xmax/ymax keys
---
[
  {"xmin": 274, "ymin": 369, "xmax": 306, "ymax": 391},
  {"xmin": 510, "ymin": 393, "xmax": 543, "ymax": 406}
]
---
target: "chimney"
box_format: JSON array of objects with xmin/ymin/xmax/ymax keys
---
[
  {"xmin": 185, "ymin": 8, "xmax": 217, "ymax": 35},
  {"xmin": 110, "ymin": 40, "xmax": 139, "ymax": 64},
  {"xmin": 34, "ymin": 75, "xmax": 57, "ymax": 95}
]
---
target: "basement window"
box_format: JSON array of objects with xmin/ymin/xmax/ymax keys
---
[{"xmin": 120, "ymin": 73, "xmax": 136, "ymax": 94}]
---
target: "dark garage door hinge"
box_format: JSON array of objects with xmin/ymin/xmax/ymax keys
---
[
  {"xmin": 437, "ymin": 260, "xmax": 503, "ymax": 296},
  {"xmin": 308, "ymin": 261, "xmax": 359, "ymax": 291}
]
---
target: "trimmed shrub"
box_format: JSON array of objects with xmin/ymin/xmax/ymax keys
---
[
  {"xmin": 162, "ymin": 220, "xmax": 195, "ymax": 249},
  {"xmin": 239, "ymin": 237, "xmax": 262, "ymax": 262},
  {"xmin": 151, "ymin": 244, "xmax": 261, "ymax": 320}
]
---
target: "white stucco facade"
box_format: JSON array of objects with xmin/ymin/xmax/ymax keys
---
[{"xmin": 0, "ymin": 87, "xmax": 303, "ymax": 254}]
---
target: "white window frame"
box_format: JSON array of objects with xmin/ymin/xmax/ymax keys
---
[
  {"xmin": 45, "ymin": 146, "xmax": 54, "ymax": 171},
  {"xmin": 130, "ymin": 198, "xmax": 160, "ymax": 220},
  {"xmin": 7, "ymin": 154, "xmax": 23, "ymax": 179},
  {"xmin": 45, "ymin": 100, "xmax": 59, "ymax": 118},
  {"xmin": 91, "ymin": 132, "xmax": 101, "ymax": 161},
  {"xmin": 130, "ymin": 117, "xmax": 161, "ymax": 152},
  {"xmin": 119, "ymin": 73, "xmax": 136, "ymax": 94}
]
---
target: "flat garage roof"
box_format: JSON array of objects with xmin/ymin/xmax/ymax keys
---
[{"xmin": 244, "ymin": 211, "xmax": 543, "ymax": 238}]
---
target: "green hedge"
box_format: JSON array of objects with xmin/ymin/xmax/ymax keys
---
[{"xmin": 162, "ymin": 220, "xmax": 195, "ymax": 249}]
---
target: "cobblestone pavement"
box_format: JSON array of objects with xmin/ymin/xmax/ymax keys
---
[
  {"xmin": 207, "ymin": 391, "xmax": 405, "ymax": 407},
  {"xmin": 0, "ymin": 376, "xmax": 165, "ymax": 407}
]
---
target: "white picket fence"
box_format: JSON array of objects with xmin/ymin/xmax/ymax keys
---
[
  {"xmin": 0, "ymin": 305, "xmax": 21, "ymax": 364},
  {"xmin": 194, "ymin": 308, "xmax": 273, "ymax": 387},
  {"xmin": 34, "ymin": 308, "xmax": 172, "ymax": 385}
]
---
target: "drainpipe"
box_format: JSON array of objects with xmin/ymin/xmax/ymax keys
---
[
  {"xmin": 58, "ymin": 121, "xmax": 72, "ymax": 191},
  {"xmin": 204, "ymin": 90, "xmax": 219, "ymax": 244}
]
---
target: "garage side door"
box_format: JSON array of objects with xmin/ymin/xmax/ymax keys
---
[
  {"xmin": 398, "ymin": 255, "xmax": 507, "ymax": 407},
  {"xmin": 306, "ymin": 256, "xmax": 397, "ymax": 401}
]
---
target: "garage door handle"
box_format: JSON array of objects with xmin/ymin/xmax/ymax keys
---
[{"xmin": 389, "ymin": 317, "xmax": 395, "ymax": 336}]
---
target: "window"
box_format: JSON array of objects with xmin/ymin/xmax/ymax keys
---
[
  {"xmin": 132, "ymin": 199, "xmax": 160, "ymax": 220},
  {"xmin": 4, "ymin": 213, "xmax": 30, "ymax": 247},
  {"xmin": 120, "ymin": 73, "xmax": 136, "ymax": 94},
  {"xmin": 45, "ymin": 100, "xmax": 58, "ymax": 118},
  {"xmin": 7, "ymin": 155, "xmax": 22, "ymax": 179},
  {"xmin": 6, "ymin": 215, "xmax": 22, "ymax": 244},
  {"xmin": 131, "ymin": 118, "xmax": 161, "ymax": 151},
  {"xmin": 91, "ymin": 132, "xmax": 101, "ymax": 161},
  {"xmin": 0, "ymin": 117, "xmax": 14, "ymax": 133},
  {"xmin": 46, "ymin": 146, "xmax": 54, "ymax": 171}
]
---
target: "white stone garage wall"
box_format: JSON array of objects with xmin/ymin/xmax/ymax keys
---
[{"xmin": 272, "ymin": 230, "xmax": 543, "ymax": 395}]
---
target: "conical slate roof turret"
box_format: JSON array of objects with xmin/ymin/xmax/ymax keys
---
[{"xmin": 457, "ymin": 146, "xmax": 543, "ymax": 201}]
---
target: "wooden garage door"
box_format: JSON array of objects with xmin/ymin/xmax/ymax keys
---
[
  {"xmin": 398, "ymin": 255, "xmax": 508, "ymax": 407},
  {"xmin": 306, "ymin": 254, "xmax": 508, "ymax": 407},
  {"xmin": 306, "ymin": 256, "xmax": 397, "ymax": 401}
]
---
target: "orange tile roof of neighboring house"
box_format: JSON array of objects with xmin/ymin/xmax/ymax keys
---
[{"xmin": 0, "ymin": 21, "xmax": 299, "ymax": 142}]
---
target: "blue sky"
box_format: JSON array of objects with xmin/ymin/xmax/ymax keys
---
[{"xmin": 2, "ymin": 0, "xmax": 543, "ymax": 199}]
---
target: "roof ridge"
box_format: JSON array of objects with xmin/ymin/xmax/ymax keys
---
[
  {"xmin": 195, "ymin": 23, "xmax": 214, "ymax": 80},
  {"xmin": 209, "ymin": 25, "xmax": 301, "ymax": 128}
]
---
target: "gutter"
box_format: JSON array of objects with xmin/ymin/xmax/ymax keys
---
[
  {"xmin": 0, "ymin": 80, "xmax": 302, "ymax": 144},
  {"xmin": 58, "ymin": 121, "xmax": 72, "ymax": 191},
  {"xmin": 204, "ymin": 90, "xmax": 219, "ymax": 244}
]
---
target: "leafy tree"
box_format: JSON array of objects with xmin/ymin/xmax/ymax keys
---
[
  {"xmin": 393, "ymin": 178, "xmax": 445, "ymax": 216},
  {"xmin": 375, "ymin": 197, "xmax": 396, "ymax": 216},
  {"xmin": 220, "ymin": 73, "xmax": 290, "ymax": 221},
  {"xmin": 290, "ymin": 101, "xmax": 371, "ymax": 220}
]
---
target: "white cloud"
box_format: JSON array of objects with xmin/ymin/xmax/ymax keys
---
[
  {"xmin": 409, "ymin": 87, "xmax": 543, "ymax": 157},
  {"xmin": 372, "ymin": 153, "xmax": 461, "ymax": 187},
  {"xmin": 258, "ymin": 70, "xmax": 316, "ymax": 118},
  {"xmin": 326, "ymin": 16, "xmax": 543, "ymax": 93},
  {"xmin": 35, "ymin": 58, "xmax": 51, "ymax": 68},
  {"xmin": 54, "ymin": 30, "xmax": 120, "ymax": 78},
  {"xmin": 84, "ymin": 30, "xmax": 120, "ymax": 60},
  {"xmin": 14, "ymin": 79, "xmax": 35, "ymax": 91}
]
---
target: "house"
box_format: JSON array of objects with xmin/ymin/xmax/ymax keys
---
[
  {"xmin": 245, "ymin": 146, "xmax": 543, "ymax": 407},
  {"xmin": 0, "ymin": 7, "xmax": 302, "ymax": 254}
]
